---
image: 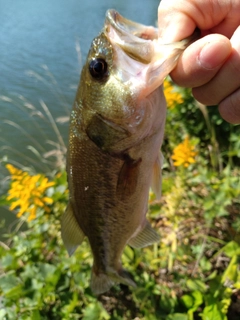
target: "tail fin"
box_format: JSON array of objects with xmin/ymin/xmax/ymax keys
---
[{"xmin": 90, "ymin": 268, "xmax": 136, "ymax": 295}]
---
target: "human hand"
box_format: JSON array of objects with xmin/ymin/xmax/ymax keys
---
[{"xmin": 158, "ymin": 0, "xmax": 240, "ymax": 124}]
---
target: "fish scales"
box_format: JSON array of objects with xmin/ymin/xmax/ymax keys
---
[{"xmin": 61, "ymin": 9, "xmax": 198, "ymax": 295}]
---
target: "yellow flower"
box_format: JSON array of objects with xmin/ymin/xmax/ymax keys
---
[
  {"xmin": 164, "ymin": 79, "xmax": 184, "ymax": 109},
  {"xmin": 28, "ymin": 206, "xmax": 37, "ymax": 221},
  {"xmin": 6, "ymin": 164, "xmax": 55, "ymax": 221},
  {"xmin": 171, "ymin": 137, "xmax": 197, "ymax": 167},
  {"xmin": 6, "ymin": 164, "xmax": 22, "ymax": 175}
]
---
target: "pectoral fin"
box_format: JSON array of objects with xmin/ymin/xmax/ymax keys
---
[
  {"xmin": 151, "ymin": 151, "xmax": 163, "ymax": 200},
  {"xmin": 117, "ymin": 157, "xmax": 142, "ymax": 200},
  {"xmin": 128, "ymin": 221, "xmax": 160, "ymax": 248},
  {"xmin": 61, "ymin": 203, "xmax": 85, "ymax": 256}
]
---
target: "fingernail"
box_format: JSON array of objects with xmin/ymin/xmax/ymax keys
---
[{"xmin": 199, "ymin": 41, "xmax": 231, "ymax": 70}]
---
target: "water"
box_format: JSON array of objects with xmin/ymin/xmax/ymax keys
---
[{"xmin": 0, "ymin": 0, "xmax": 159, "ymax": 231}]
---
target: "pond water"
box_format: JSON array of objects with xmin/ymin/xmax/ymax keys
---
[{"xmin": 0, "ymin": 0, "xmax": 159, "ymax": 231}]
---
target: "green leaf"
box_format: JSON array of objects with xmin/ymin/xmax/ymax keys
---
[
  {"xmin": 166, "ymin": 313, "xmax": 188, "ymax": 320},
  {"xmin": 192, "ymin": 290, "xmax": 203, "ymax": 307},
  {"xmin": 1, "ymin": 254, "xmax": 15, "ymax": 269},
  {"xmin": 222, "ymin": 241, "xmax": 240, "ymax": 258},
  {"xmin": 200, "ymin": 257, "xmax": 212, "ymax": 271},
  {"xmin": 144, "ymin": 314, "xmax": 159, "ymax": 320},
  {"xmin": 181, "ymin": 294, "xmax": 193, "ymax": 309},
  {"xmin": 37, "ymin": 262, "xmax": 59, "ymax": 284},
  {"xmin": 186, "ymin": 279, "xmax": 207, "ymax": 292},
  {"xmin": 0, "ymin": 309, "xmax": 7, "ymax": 319},
  {"xmin": 5, "ymin": 284, "xmax": 23, "ymax": 299},
  {"xmin": 0, "ymin": 272, "xmax": 21, "ymax": 295},
  {"xmin": 181, "ymin": 291, "xmax": 203, "ymax": 314},
  {"xmin": 202, "ymin": 304, "xmax": 226, "ymax": 320},
  {"xmin": 203, "ymin": 199, "xmax": 214, "ymax": 210},
  {"xmin": 31, "ymin": 310, "xmax": 42, "ymax": 320},
  {"xmin": 221, "ymin": 255, "xmax": 238, "ymax": 283},
  {"xmin": 82, "ymin": 302, "xmax": 110, "ymax": 320},
  {"xmin": 0, "ymin": 195, "xmax": 10, "ymax": 206},
  {"xmin": 123, "ymin": 245, "xmax": 134, "ymax": 262},
  {"xmin": 62, "ymin": 292, "xmax": 80, "ymax": 314},
  {"xmin": 160, "ymin": 294, "xmax": 177, "ymax": 312}
]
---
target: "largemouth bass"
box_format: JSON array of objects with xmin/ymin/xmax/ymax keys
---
[{"xmin": 61, "ymin": 9, "xmax": 197, "ymax": 295}]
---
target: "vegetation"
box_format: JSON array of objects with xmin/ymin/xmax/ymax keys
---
[{"xmin": 0, "ymin": 79, "xmax": 240, "ymax": 319}]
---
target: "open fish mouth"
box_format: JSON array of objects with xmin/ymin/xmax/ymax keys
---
[
  {"xmin": 104, "ymin": 9, "xmax": 157, "ymax": 64},
  {"xmin": 104, "ymin": 9, "xmax": 199, "ymax": 64},
  {"xmin": 104, "ymin": 9, "xmax": 200, "ymax": 97},
  {"xmin": 105, "ymin": 9, "xmax": 158, "ymax": 41}
]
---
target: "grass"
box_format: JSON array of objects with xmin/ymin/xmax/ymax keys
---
[
  {"xmin": 0, "ymin": 74, "xmax": 240, "ymax": 319},
  {"xmin": 0, "ymin": 68, "xmax": 70, "ymax": 175}
]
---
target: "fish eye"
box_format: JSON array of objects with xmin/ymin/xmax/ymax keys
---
[{"xmin": 89, "ymin": 58, "xmax": 108, "ymax": 80}]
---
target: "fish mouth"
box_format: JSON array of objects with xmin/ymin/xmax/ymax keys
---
[
  {"xmin": 104, "ymin": 9, "xmax": 199, "ymax": 64},
  {"xmin": 105, "ymin": 9, "xmax": 158, "ymax": 41},
  {"xmin": 104, "ymin": 9, "xmax": 157, "ymax": 64},
  {"xmin": 104, "ymin": 10, "xmax": 200, "ymax": 98}
]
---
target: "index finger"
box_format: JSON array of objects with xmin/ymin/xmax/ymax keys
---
[
  {"xmin": 158, "ymin": 1, "xmax": 196, "ymax": 41},
  {"xmin": 158, "ymin": 0, "xmax": 235, "ymax": 42}
]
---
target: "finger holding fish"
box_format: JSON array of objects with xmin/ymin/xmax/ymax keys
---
[
  {"xmin": 158, "ymin": 0, "xmax": 240, "ymax": 124},
  {"xmin": 169, "ymin": 34, "xmax": 232, "ymax": 88}
]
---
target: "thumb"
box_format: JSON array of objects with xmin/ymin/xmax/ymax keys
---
[{"xmin": 170, "ymin": 34, "xmax": 232, "ymax": 88}]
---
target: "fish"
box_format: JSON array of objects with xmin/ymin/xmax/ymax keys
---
[{"xmin": 61, "ymin": 9, "xmax": 198, "ymax": 295}]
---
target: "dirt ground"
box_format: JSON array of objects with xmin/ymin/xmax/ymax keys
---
[{"xmin": 227, "ymin": 292, "xmax": 240, "ymax": 320}]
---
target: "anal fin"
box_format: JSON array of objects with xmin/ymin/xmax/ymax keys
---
[
  {"xmin": 90, "ymin": 268, "xmax": 136, "ymax": 295},
  {"xmin": 61, "ymin": 202, "xmax": 85, "ymax": 256},
  {"xmin": 128, "ymin": 221, "xmax": 160, "ymax": 248}
]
